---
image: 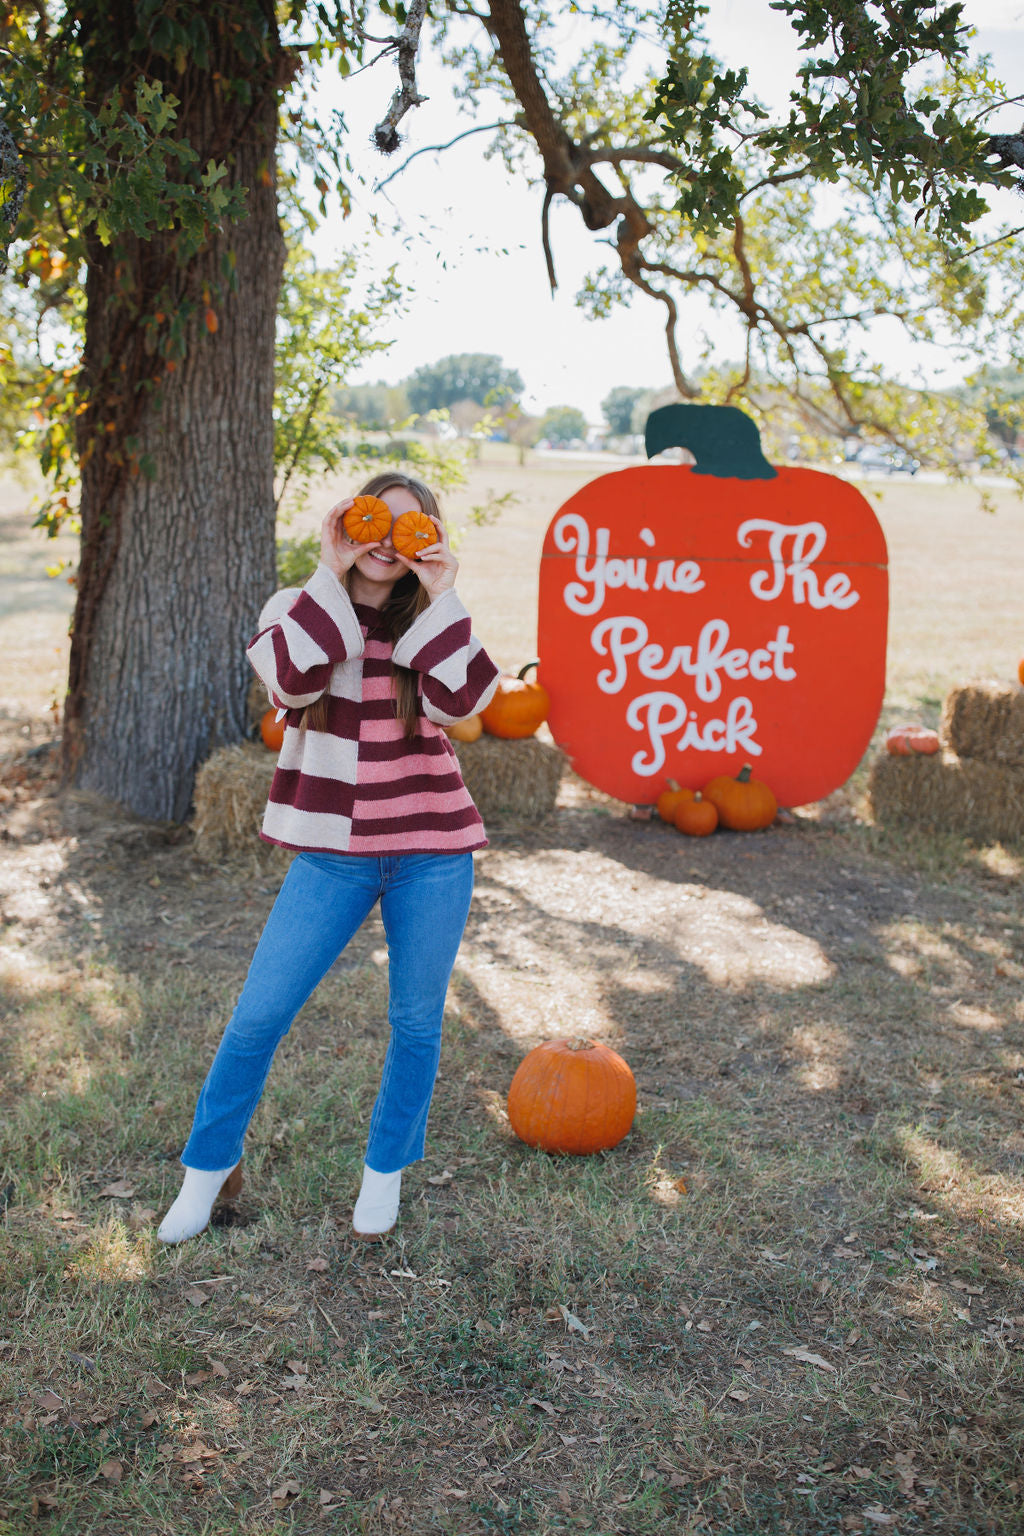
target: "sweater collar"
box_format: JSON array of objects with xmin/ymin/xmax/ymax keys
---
[{"xmin": 352, "ymin": 600, "xmax": 390, "ymax": 635}]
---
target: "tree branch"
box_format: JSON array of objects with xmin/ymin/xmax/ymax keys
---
[
  {"xmin": 373, "ymin": 120, "xmax": 516, "ymax": 190},
  {"xmin": 373, "ymin": 0, "xmax": 429, "ymax": 154}
]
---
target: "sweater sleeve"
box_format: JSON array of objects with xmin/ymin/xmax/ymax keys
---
[
  {"xmin": 391, "ymin": 589, "xmax": 501, "ymax": 726},
  {"xmin": 246, "ymin": 563, "xmax": 365, "ymax": 709}
]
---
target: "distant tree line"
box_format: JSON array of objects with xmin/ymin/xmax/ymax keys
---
[{"xmin": 332, "ymin": 351, "xmax": 682, "ymax": 448}]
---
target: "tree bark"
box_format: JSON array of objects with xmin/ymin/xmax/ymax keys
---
[{"xmin": 65, "ymin": 7, "xmax": 285, "ymax": 821}]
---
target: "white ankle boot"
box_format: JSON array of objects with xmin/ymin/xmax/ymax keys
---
[
  {"xmin": 352, "ymin": 1164, "xmax": 402, "ymax": 1239},
  {"xmin": 157, "ymin": 1162, "xmax": 241, "ymax": 1244}
]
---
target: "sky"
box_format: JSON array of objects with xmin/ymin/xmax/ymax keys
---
[{"xmin": 308, "ymin": 1, "xmax": 1024, "ymax": 424}]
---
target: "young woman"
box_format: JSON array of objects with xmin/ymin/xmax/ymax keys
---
[{"xmin": 158, "ymin": 472, "xmax": 499, "ymax": 1244}]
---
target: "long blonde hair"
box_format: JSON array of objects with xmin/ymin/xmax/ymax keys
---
[{"xmin": 304, "ymin": 472, "xmax": 442, "ymax": 739}]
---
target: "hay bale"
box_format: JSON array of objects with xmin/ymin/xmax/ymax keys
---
[
  {"xmin": 941, "ymin": 681, "xmax": 1024, "ymax": 767},
  {"xmin": 452, "ymin": 734, "xmax": 565, "ymax": 819},
  {"xmin": 193, "ymin": 742, "xmax": 276, "ymax": 860},
  {"xmin": 869, "ymin": 750, "xmax": 1024, "ymax": 843}
]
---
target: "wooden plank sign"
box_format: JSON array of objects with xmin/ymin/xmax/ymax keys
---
[{"xmin": 537, "ymin": 404, "xmax": 889, "ymax": 808}]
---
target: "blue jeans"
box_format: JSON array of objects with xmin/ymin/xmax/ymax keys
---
[{"xmin": 181, "ymin": 851, "xmax": 475, "ymax": 1175}]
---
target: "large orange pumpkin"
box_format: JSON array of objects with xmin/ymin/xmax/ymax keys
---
[
  {"xmin": 703, "ymin": 764, "xmax": 777, "ymax": 830},
  {"xmin": 343, "ymin": 494, "xmax": 392, "ymax": 544},
  {"xmin": 481, "ymin": 662, "xmax": 550, "ymax": 739},
  {"xmin": 537, "ymin": 404, "xmax": 889, "ymax": 808},
  {"xmin": 507, "ymin": 1038, "xmax": 636, "ymax": 1155}
]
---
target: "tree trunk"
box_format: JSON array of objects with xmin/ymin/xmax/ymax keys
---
[{"xmin": 64, "ymin": 9, "xmax": 285, "ymax": 821}]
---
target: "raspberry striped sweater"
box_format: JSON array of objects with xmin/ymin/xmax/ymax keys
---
[{"xmin": 246, "ymin": 563, "xmax": 500, "ymax": 854}]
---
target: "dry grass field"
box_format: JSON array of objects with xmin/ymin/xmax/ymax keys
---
[{"xmin": 1, "ymin": 453, "xmax": 1022, "ymax": 1536}]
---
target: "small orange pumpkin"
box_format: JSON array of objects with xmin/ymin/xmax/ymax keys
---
[
  {"xmin": 656, "ymin": 779, "xmax": 694, "ymax": 824},
  {"xmin": 507, "ymin": 1038, "xmax": 637, "ymax": 1155},
  {"xmin": 885, "ymin": 724, "xmax": 940, "ymax": 756},
  {"xmin": 703, "ymin": 764, "xmax": 777, "ymax": 831},
  {"xmin": 674, "ymin": 790, "xmax": 718, "ymax": 837},
  {"xmin": 481, "ymin": 662, "xmax": 550, "ymax": 739},
  {"xmin": 1018, "ymin": 657, "xmax": 1024, "ymax": 687},
  {"xmin": 392, "ymin": 508, "xmax": 439, "ymax": 559},
  {"xmin": 260, "ymin": 708, "xmax": 286, "ymax": 751},
  {"xmin": 343, "ymin": 494, "xmax": 392, "ymax": 544},
  {"xmin": 445, "ymin": 714, "xmax": 483, "ymax": 743}
]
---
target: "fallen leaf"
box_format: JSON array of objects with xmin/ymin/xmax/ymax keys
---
[
  {"xmin": 367, "ymin": 1309, "xmax": 385, "ymax": 1320},
  {"xmin": 862, "ymin": 1509, "xmax": 895, "ymax": 1526},
  {"xmin": 849, "ymin": 1465, "xmax": 873, "ymax": 1480},
  {"xmin": 846, "ymin": 1327, "xmax": 863, "ymax": 1347},
  {"xmin": 673, "ymin": 1176, "xmax": 688, "ymax": 1193},
  {"xmin": 319, "ymin": 1489, "xmax": 338, "ymax": 1506},
  {"xmin": 559, "ymin": 1303, "xmax": 592, "ymax": 1338},
  {"xmin": 185, "ymin": 1370, "xmax": 211, "ymax": 1387},
  {"xmin": 427, "ymin": 1169, "xmax": 454, "ymax": 1185},
  {"xmin": 271, "ymin": 1479, "xmax": 301, "ymax": 1504},
  {"xmin": 697, "ymin": 1320, "xmax": 713, "ymax": 1333},
  {"xmin": 285, "ymin": 1359, "xmax": 308, "ymax": 1375},
  {"xmin": 727, "ymin": 1389, "xmax": 749, "ymax": 1402},
  {"xmin": 31, "ymin": 1492, "xmax": 60, "ymax": 1515},
  {"xmin": 178, "ymin": 1440, "xmax": 214, "ymax": 1464},
  {"xmin": 36, "ymin": 1391, "xmax": 63, "ymax": 1412},
  {"xmin": 306, "ymin": 1257, "xmax": 329, "ymax": 1272},
  {"xmin": 527, "ymin": 1397, "xmax": 556, "ymax": 1414},
  {"xmin": 98, "ymin": 1458, "xmax": 123, "ymax": 1483},
  {"xmin": 183, "ymin": 1287, "xmax": 211, "ymax": 1307},
  {"xmin": 783, "ymin": 1347, "xmax": 836, "ymax": 1373},
  {"xmin": 233, "ymin": 1449, "xmax": 254, "ymax": 1464},
  {"xmin": 141, "ymin": 1410, "xmax": 160, "ymax": 1428},
  {"xmin": 209, "ymin": 1360, "xmax": 230, "ymax": 1378},
  {"xmin": 97, "ymin": 1180, "xmax": 135, "ymax": 1198},
  {"xmin": 760, "ymin": 1248, "xmax": 786, "ymax": 1262}
]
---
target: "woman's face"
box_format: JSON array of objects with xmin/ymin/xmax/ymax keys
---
[{"xmin": 348, "ymin": 484, "xmax": 423, "ymax": 602}]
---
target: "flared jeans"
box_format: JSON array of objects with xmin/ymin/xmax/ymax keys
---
[{"xmin": 180, "ymin": 850, "xmax": 475, "ymax": 1175}]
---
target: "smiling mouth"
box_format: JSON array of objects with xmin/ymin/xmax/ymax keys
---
[{"xmin": 368, "ymin": 550, "xmax": 397, "ymax": 566}]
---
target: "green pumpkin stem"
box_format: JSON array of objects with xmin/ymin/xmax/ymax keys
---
[
  {"xmin": 517, "ymin": 660, "xmax": 540, "ymax": 682},
  {"xmin": 644, "ymin": 403, "xmax": 777, "ymax": 481},
  {"xmin": 737, "ymin": 765, "xmax": 753, "ymax": 782}
]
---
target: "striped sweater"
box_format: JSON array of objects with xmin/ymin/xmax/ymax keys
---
[{"xmin": 246, "ymin": 563, "xmax": 500, "ymax": 854}]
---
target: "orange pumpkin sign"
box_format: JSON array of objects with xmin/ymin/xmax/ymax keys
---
[{"xmin": 537, "ymin": 405, "xmax": 889, "ymax": 808}]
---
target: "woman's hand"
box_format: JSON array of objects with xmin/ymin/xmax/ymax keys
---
[
  {"xmin": 394, "ymin": 516, "xmax": 458, "ymax": 601},
  {"xmin": 318, "ymin": 499, "xmax": 381, "ymax": 580}
]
